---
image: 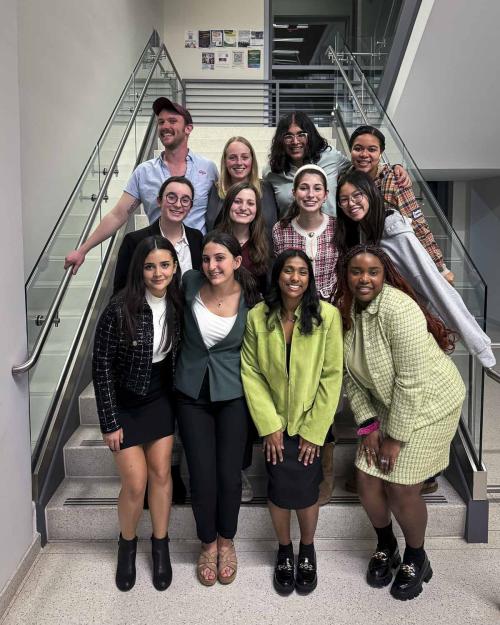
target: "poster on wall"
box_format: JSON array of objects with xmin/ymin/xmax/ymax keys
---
[
  {"xmin": 216, "ymin": 51, "xmax": 230, "ymax": 68},
  {"xmin": 210, "ymin": 30, "xmax": 223, "ymax": 47},
  {"xmin": 247, "ymin": 49, "xmax": 261, "ymax": 69},
  {"xmin": 223, "ymin": 30, "xmax": 237, "ymax": 47},
  {"xmin": 202, "ymin": 52, "xmax": 215, "ymax": 70},
  {"xmin": 184, "ymin": 31, "xmax": 198, "ymax": 48},
  {"xmin": 232, "ymin": 50, "xmax": 245, "ymax": 68},
  {"xmin": 238, "ymin": 30, "xmax": 251, "ymax": 47},
  {"xmin": 199, "ymin": 30, "xmax": 211, "ymax": 48},
  {"xmin": 251, "ymin": 31, "xmax": 264, "ymax": 46}
]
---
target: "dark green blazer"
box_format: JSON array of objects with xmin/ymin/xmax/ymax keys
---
[{"xmin": 175, "ymin": 270, "xmax": 250, "ymax": 401}]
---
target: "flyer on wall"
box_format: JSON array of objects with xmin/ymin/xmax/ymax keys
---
[
  {"xmin": 199, "ymin": 30, "xmax": 211, "ymax": 48},
  {"xmin": 232, "ymin": 50, "xmax": 245, "ymax": 68},
  {"xmin": 216, "ymin": 51, "xmax": 230, "ymax": 68},
  {"xmin": 223, "ymin": 30, "xmax": 237, "ymax": 47},
  {"xmin": 184, "ymin": 30, "xmax": 198, "ymax": 48},
  {"xmin": 210, "ymin": 30, "xmax": 223, "ymax": 47},
  {"xmin": 247, "ymin": 49, "xmax": 261, "ymax": 69},
  {"xmin": 250, "ymin": 31, "xmax": 264, "ymax": 46},
  {"xmin": 202, "ymin": 52, "xmax": 215, "ymax": 70},
  {"xmin": 238, "ymin": 30, "xmax": 251, "ymax": 47}
]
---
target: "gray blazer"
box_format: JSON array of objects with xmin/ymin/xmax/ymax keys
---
[{"xmin": 175, "ymin": 270, "xmax": 250, "ymax": 401}]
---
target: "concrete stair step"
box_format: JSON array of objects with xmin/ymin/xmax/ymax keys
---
[{"xmin": 45, "ymin": 475, "xmax": 465, "ymax": 541}]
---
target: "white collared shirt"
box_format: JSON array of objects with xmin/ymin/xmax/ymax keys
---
[{"xmin": 159, "ymin": 222, "xmax": 193, "ymax": 276}]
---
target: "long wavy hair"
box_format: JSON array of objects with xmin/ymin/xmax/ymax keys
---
[
  {"xmin": 121, "ymin": 236, "xmax": 183, "ymax": 349},
  {"xmin": 265, "ymin": 249, "xmax": 322, "ymax": 335},
  {"xmin": 215, "ymin": 182, "xmax": 270, "ymax": 275},
  {"xmin": 335, "ymin": 245, "xmax": 457, "ymax": 353},
  {"xmin": 348, "ymin": 125, "xmax": 386, "ymax": 152},
  {"xmin": 269, "ymin": 112, "xmax": 330, "ymax": 174},
  {"xmin": 334, "ymin": 170, "xmax": 387, "ymax": 256},
  {"xmin": 218, "ymin": 136, "xmax": 262, "ymax": 198},
  {"xmin": 280, "ymin": 165, "xmax": 328, "ymax": 227},
  {"xmin": 201, "ymin": 231, "xmax": 260, "ymax": 308}
]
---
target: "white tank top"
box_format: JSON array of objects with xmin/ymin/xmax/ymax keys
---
[{"xmin": 193, "ymin": 292, "xmax": 237, "ymax": 349}]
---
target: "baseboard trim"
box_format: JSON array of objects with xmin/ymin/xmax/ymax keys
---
[{"xmin": 0, "ymin": 533, "xmax": 41, "ymax": 620}]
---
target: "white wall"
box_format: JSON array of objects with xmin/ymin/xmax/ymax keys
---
[
  {"xmin": 18, "ymin": 0, "xmax": 164, "ymax": 277},
  {"xmin": 387, "ymin": 0, "xmax": 500, "ymax": 178},
  {"xmin": 0, "ymin": 0, "xmax": 35, "ymax": 597},
  {"xmin": 162, "ymin": 0, "xmax": 265, "ymax": 80}
]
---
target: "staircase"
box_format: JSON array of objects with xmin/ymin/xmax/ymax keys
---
[{"xmin": 45, "ymin": 379, "xmax": 466, "ymax": 542}]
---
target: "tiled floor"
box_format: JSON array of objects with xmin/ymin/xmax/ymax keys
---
[{"xmin": 2, "ymin": 536, "xmax": 499, "ymax": 625}]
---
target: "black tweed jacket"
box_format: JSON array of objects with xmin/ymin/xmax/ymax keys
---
[{"xmin": 92, "ymin": 295, "xmax": 180, "ymax": 433}]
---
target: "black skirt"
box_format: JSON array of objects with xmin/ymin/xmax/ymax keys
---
[
  {"xmin": 116, "ymin": 357, "xmax": 175, "ymax": 450},
  {"xmin": 266, "ymin": 432, "xmax": 323, "ymax": 510}
]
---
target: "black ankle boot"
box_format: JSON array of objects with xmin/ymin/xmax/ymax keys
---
[
  {"xmin": 116, "ymin": 534, "xmax": 137, "ymax": 591},
  {"xmin": 295, "ymin": 543, "xmax": 317, "ymax": 594},
  {"xmin": 171, "ymin": 464, "xmax": 187, "ymax": 505},
  {"xmin": 151, "ymin": 535, "xmax": 172, "ymax": 591}
]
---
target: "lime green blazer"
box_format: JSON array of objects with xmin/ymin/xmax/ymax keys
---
[{"xmin": 241, "ymin": 300, "xmax": 343, "ymax": 446}]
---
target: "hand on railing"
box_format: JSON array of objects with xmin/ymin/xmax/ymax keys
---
[{"xmin": 64, "ymin": 249, "xmax": 86, "ymax": 275}]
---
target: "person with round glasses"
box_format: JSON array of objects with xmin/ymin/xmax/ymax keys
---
[
  {"xmin": 113, "ymin": 176, "xmax": 203, "ymax": 293},
  {"xmin": 264, "ymin": 112, "xmax": 409, "ymax": 218}
]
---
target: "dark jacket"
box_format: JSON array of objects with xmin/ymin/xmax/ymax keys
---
[
  {"xmin": 113, "ymin": 219, "xmax": 203, "ymax": 295},
  {"xmin": 92, "ymin": 295, "xmax": 180, "ymax": 434},
  {"xmin": 205, "ymin": 180, "xmax": 278, "ymax": 240},
  {"xmin": 175, "ymin": 270, "xmax": 250, "ymax": 401}
]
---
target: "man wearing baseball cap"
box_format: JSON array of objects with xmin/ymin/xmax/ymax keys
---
[{"xmin": 64, "ymin": 97, "xmax": 218, "ymax": 274}]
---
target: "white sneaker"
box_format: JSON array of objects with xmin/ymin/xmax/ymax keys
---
[{"xmin": 241, "ymin": 470, "xmax": 254, "ymax": 503}]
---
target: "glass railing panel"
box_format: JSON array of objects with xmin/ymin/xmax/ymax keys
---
[{"xmin": 329, "ymin": 48, "xmax": 487, "ymax": 466}]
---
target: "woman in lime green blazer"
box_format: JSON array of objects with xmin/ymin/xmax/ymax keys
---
[{"xmin": 241, "ymin": 249, "xmax": 343, "ymax": 595}]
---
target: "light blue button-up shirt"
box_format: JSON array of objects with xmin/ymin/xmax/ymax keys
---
[{"xmin": 124, "ymin": 150, "xmax": 218, "ymax": 233}]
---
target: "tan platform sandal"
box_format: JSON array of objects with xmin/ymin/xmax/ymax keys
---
[
  {"xmin": 197, "ymin": 549, "xmax": 218, "ymax": 587},
  {"xmin": 217, "ymin": 541, "xmax": 237, "ymax": 585}
]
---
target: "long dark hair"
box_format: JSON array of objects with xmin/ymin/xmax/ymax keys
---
[
  {"xmin": 280, "ymin": 165, "xmax": 328, "ymax": 227},
  {"xmin": 216, "ymin": 182, "xmax": 270, "ymax": 275},
  {"xmin": 265, "ymin": 249, "xmax": 322, "ymax": 335},
  {"xmin": 201, "ymin": 231, "xmax": 260, "ymax": 308},
  {"xmin": 334, "ymin": 170, "xmax": 387, "ymax": 256},
  {"xmin": 269, "ymin": 112, "xmax": 330, "ymax": 174},
  {"xmin": 121, "ymin": 236, "xmax": 183, "ymax": 348},
  {"xmin": 348, "ymin": 125, "xmax": 386, "ymax": 152},
  {"xmin": 335, "ymin": 245, "xmax": 457, "ymax": 353}
]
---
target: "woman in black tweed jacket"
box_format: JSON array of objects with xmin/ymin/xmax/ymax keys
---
[{"xmin": 93, "ymin": 236, "xmax": 182, "ymax": 593}]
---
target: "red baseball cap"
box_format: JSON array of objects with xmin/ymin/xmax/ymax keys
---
[{"xmin": 152, "ymin": 97, "xmax": 193, "ymax": 125}]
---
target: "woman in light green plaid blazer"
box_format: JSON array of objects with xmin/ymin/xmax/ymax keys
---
[{"xmin": 335, "ymin": 245, "xmax": 465, "ymax": 601}]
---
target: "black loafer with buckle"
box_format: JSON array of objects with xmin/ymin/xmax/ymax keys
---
[
  {"xmin": 390, "ymin": 554, "xmax": 433, "ymax": 600},
  {"xmin": 366, "ymin": 547, "xmax": 401, "ymax": 588},
  {"xmin": 295, "ymin": 551, "xmax": 317, "ymax": 595},
  {"xmin": 273, "ymin": 550, "xmax": 295, "ymax": 595}
]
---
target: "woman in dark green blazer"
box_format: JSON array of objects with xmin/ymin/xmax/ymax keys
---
[{"xmin": 175, "ymin": 232, "xmax": 259, "ymax": 587}]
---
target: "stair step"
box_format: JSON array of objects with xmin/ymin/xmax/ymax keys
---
[{"xmin": 45, "ymin": 475, "xmax": 465, "ymax": 541}]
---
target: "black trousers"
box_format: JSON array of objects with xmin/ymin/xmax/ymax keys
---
[{"xmin": 176, "ymin": 386, "xmax": 249, "ymax": 544}]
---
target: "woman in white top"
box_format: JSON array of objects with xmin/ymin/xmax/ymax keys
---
[
  {"xmin": 175, "ymin": 232, "xmax": 260, "ymax": 587},
  {"xmin": 93, "ymin": 236, "xmax": 183, "ymax": 592}
]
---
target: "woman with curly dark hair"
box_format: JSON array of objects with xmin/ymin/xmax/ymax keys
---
[
  {"xmin": 335, "ymin": 245, "xmax": 465, "ymax": 600},
  {"xmin": 334, "ymin": 169, "xmax": 495, "ymax": 368},
  {"xmin": 241, "ymin": 249, "xmax": 343, "ymax": 595},
  {"xmin": 93, "ymin": 236, "xmax": 183, "ymax": 592}
]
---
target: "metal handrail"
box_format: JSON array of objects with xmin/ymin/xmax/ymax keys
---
[
  {"xmin": 12, "ymin": 44, "xmax": 167, "ymax": 375},
  {"xmin": 25, "ymin": 32, "xmax": 160, "ymax": 289},
  {"xmin": 486, "ymin": 368, "xmax": 500, "ymax": 384}
]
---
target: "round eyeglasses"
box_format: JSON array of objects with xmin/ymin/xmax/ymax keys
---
[
  {"xmin": 338, "ymin": 190, "xmax": 365, "ymax": 208},
  {"xmin": 283, "ymin": 132, "xmax": 308, "ymax": 144},
  {"xmin": 163, "ymin": 192, "xmax": 193, "ymax": 208}
]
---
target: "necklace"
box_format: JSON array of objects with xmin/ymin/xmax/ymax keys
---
[{"xmin": 281, "ymin": 310, "xmax": 296, "ymax": 323}]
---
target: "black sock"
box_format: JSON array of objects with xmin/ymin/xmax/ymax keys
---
[
  {"xmin": 373, "ymin": 522, "xmax": 398, "ymax": 553},
  {"xmin": 403, "ymin": 544, "xmax": 425, "ymax": 568},
  {"xmin": 299, "ymin": 541, "xmax": 315, "ymax": 560},
  {"xmin": 278, "ymin": 542, "xmax": 293, "ymax": 557}
]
